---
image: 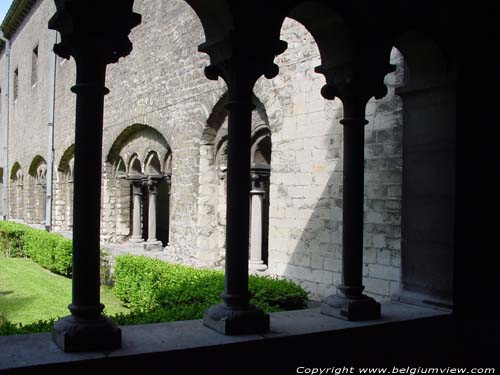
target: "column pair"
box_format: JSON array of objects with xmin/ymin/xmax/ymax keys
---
[{"xmin": 129, "ymin": 176, "xmax": 162, "ymax": 249}]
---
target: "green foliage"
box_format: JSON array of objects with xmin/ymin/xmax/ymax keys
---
[
  {"xmin": 0, "ymin": 305, "xmax": 210, "ymax": 336},
  {"xmin": 0, "ymin": 221, "xmax": 31, "ymax": 257},
  {"xmin": 0, "ymin": 318, "xmax": 56, "ymax": 336},
  {"xmin": 0, "ymin": 221, "xmax": 72, "ymax": 276},
  {"xmin": 22, "ymin": 229, "xmax": 72, "ymax": 277},
  {"xmin": 113, "ymin": 255, "xmax": 308, "ymax": 314}
]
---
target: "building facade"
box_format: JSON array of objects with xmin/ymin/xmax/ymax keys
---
[{"xmin": 0, "ymin": 0, "xmax": 407, "ymax": 301}]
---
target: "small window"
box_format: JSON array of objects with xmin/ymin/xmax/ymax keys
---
[
  {"xmin": 32, "ymin": 45, "xmax": 39, "ymax": 86},
  {"xmin": 13, "ymin": 68, "xmax": 19, "ymax": 100}
]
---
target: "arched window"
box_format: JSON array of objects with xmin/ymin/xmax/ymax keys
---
[
  {"xmin": 105, "ymin": 124, "xmax": 172, "ymax": 248},
  {"xmin": 57, "ymin": 145, "xmax": 75, "ymax": 232},
  {"xmin": 28, "ymin": 156, "xmax": 47, "ymax": 225},
  {"xmin": 10, "ymin": 163, "xmax": 23, "ymax": 220}
]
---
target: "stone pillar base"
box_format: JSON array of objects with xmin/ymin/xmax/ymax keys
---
[
  {"xmin": 203, "ymin": 303, "xmax": 269, "ymax": 335},
  {"xmin": 144, "ymin": 240, "xmax": 163, "ymax": 251},
  {"xmin": 320, "ymin": 294, "xmax": 381, "ymax": 321},
  {"xmin": 52, "ymin": 315, "xmax": 121, "ymax": 352},
  {"xmin": 129, "ymin": 237, "xmax": 144, "ymax": 243},
  {"xmin": 249, "ymin": 260, "xmax": 268, "ymax": 272}
]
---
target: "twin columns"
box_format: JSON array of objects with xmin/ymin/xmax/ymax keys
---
[{"xmin": 129, "ymin": 175, "xmax": 169, "ymax": 248}]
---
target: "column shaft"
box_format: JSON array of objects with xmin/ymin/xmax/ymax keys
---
[
  {"xmin": 203, "ymin": 94, "xmax": 270, "ymax": 334},
  {"xmin": 340, "ymin": 119, "xmax": 366, "ymax": 295},
  {"xmin": 320, "ymin": 107, "xmax": 381, "ymax": 320},
  {"xmin": 222, "ymin": 99, "xmax": 252, "ymax": 307},
  {"xmin": 69, "ymin": 60, "xmax": 107, "ymax": 317},
  {"xmin": 148, "ymin": 187, "xmax": 157, "ymax": 241},
  {"xmin": 249, "ymin": 188, "xmax": 266, "ymax": 271},
  {"xmin": 131, "ymin": 183, "xmax": 142, "ymax": 241}
]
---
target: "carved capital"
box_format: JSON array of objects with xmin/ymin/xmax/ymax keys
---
[
  {"xmin": 143, "ymin": 176, "xmax": 160, "ymax": 194},
  {"xmin": 250, "ymin": 163, "xmax": 270, "ymax": 192},
  {"xmin": 48, "ymin": 0, "xmax": 141, "ymax": 64},
  {"xmin": 199, "ymin": 35, "xmax": 287, "ymax": 96},
  {"xmin": 315, "ymin": 45, "xmax": 394, "ymax": 119}
]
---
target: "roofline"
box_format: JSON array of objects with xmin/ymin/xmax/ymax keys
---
[{"xmin": 0, "ymin": 0, "xmax": 38, "ymax": 51}]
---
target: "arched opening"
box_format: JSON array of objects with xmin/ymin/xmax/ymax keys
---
[
  {"xmin": 10, "ymin": 163, "xmax": 23, "ymax": 220},
  {"xmin": 198, "ymin": 93, "xmax": 272, "ymax": 268},
  {"xmin": 28, "ymin": 156, "xmax": 47, "ymax": 224},
  {"xmin": 250, "ymin": 128, "xmax": 272, "ymax": 268},
  {"xmin": 112, "ymin": 156, "xmax": 130, "ymax": 241},
  {"xmin": 57, "ymin": 145, "xmax": 74, "ymax": 232},
  {"xmin": 106, "ymin": 124, "xmax": 172, "ymax": 247},
  {"xmin": 128, "ymin": 154, "xmax": 143, "ymax": 176}
]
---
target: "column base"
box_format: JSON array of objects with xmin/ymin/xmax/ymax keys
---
[
  {"xmin": 144, "ymin": 240, "xmax": 163, "ymax": 251},
  {"xmin": 52, "ymin": 315, "xmax": 121, "ymax": 352},
  {"xmin": 129, "ymin": 237, "xmax": 144, "ymax": 243},
  {"xmin": 249, "ymin": 260, "xmax": 268, "ymax": 272},
  {"xmin": 203, "ymin": 303, "xmax": 270, "ymax": 335},
  {"xmin": 320, "ymin": 293, "xmax": 381, "ymax": 321}
]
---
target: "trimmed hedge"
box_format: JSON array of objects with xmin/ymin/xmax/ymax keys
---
[
  {"xmin": 0, "ymin": 305, "xmax": 209, "ymax": 336},
  {"xmin": 0, "ymin": 221, "xmax": 72, "ymax": 277},
  {"xmin": 0, "ymin": 221, "xmax": 31, "ymax": 257},
  {"xmin": 23, "ymin": 230, "xmax": 72, "ymax": 276},
  {"xmin": 114, "ymin": 255, "xmax": 308, "ymax": 313}
]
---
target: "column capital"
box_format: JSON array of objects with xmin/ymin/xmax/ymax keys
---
[
  {"xmin": 143, "ymin": 175, "xmax": 162, "ymax": 194},
  {"xmin": 48, "ymin": 0, "xmax": 141, "ymax": 65},
  {"xmin": 199, "ymin": 35, "xmax": 287, "ymax": 98},
  {"xmin": 250, "ymin": 163, "xmax": 270, "ymax": 192},
  {"xmin": 127, "ymin": 175, "xmax": 144, "ymax": 189},
  {"xmin": 315, "ymin": 51, "xmax": 395, "ymax": 118}
]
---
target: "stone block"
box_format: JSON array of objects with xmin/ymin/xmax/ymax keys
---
[
  {"xmin": 368, "ymin": 264, "xmax": 400, "ymax": 282},
  {"xmin": 363, "ymin": 277, "xmax": 390, "ymax": 296}
]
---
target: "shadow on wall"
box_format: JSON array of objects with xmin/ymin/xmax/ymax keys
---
[{"xmin": 275, "ymin": 47, "xmax": 405, "ymax": 302}]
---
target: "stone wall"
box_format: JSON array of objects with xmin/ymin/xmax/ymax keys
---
[{"xmin": 0, "ymin": 0, "xmax": 405, "ymax": 301}]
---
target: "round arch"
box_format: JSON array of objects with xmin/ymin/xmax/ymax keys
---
[{"xmin": 106, "ymin": 124, "xmax": 172, "ymax": 166}]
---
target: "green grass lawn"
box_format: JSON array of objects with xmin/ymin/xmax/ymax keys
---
[{"xmin": 0, "ymin": 256, "xmax": 129, "ymax": 324}]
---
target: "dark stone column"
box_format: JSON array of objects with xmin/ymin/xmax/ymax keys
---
[
  {"xmin": 316, "ymin": 56, "xmax": 394, "ymax": 321},
  {"xmin": 203, "ymin": 91, "xmax": 270, "ymax": 334},
  {"xmin": 48, "ymin": 0, "xmax": 140, "ymax": 352},
  {"xmin": 200, "ymin": 37, "xmax": 286, "ymax": 335}
]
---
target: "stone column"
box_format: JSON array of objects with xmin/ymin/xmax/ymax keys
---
[
  {"xmin": 249, "ymin": 166, "xmax": 270, "ymax": 272},
  {"xmin": 129, "ymin": 179, "xmax": 143, "ymax": 243},
  {"xmin": 49, "ymin": 0, "xmax": 140, "ymax": 352},
  {"xmin": 316, "ymin": 52, "xmax": 394, "ymax": 321},
  {"xmin": 145, "ymin": 176, "xmax": 162, "ymax": 250},
  {"xmin": 201, "ymin": 36, "xmax": 286, "ymax": 334}
]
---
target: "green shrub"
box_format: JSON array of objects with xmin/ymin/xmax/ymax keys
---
[
  {"xmin": 0, "ymin": 317, "xmax": 56, "ymax": 336},
  {"xmin": 0, "ymin": 221, "xmax": 32, "ymax": 257},
  {"xmin": 0, "ymin": 221, "xmax": 72, "ymax": 277},
  {"xmin": 22, "ymin": 229, "xmax": 72, "ymax": 277},
  {"xmin": 113, "ymin": 255, "xmax": 308, "ymax": 313},
  {"xmin": 0, "ymin": 304, "xmax": 210, "ymax": 336}
]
